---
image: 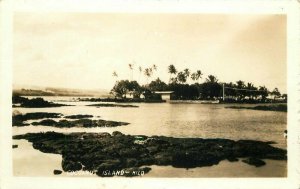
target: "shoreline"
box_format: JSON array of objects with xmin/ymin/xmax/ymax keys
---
[
  {"xmin": 13, "ymin": 139, "xmax": 287, "ymax": 177},
  {"xmin": 13, "ymin": 131, "xmax": 287, "ymax": 177}
]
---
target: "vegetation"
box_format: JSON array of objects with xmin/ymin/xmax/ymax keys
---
[
  {"xmin": 110, "ymin": 80, "xmax": 143, "ymax": 99},
  {"xmin": 111, "ymin": 64, "xmax": 287, "ymax": 103}
]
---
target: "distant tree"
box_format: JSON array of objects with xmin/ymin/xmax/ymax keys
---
[
  {"xmin": 182, "ymin": 68, "xmax": 190, "ymax": 84},
  {"xmin": 177, "ymin": 72, "xmax": 187, "ymax": 84},
  {"xmin": 128, "ymin": 63, "xmax": 134, "ymax": 81},
  {"xmin": 148, "ymin": 78, "xmax": 168, "ymax": 91},
  {"xmin": 111, "ymin": 80, "xmax": 131, "ymax": 98},
  {"xmin": 149, "ymin": 67, "xmax": 153, "ymax": 79},
  {"xmin": 138, "ymin": 66, "xmax": 143, "ymax": 83},
  {"xmin": 282, "ymin": 94, "xmax": 287, "ymax": 101},
  {"xmin": 151, "ymin": 64, "xmax": 158, "ymax": 80},
  {"xmin": 205, "ymin": 75, "xmax": 218, "ymax": 83},
  {"xmin": 258, "ymin": 86, "xmax": 269, "ymax": 101},
  {"xmin": 236, "ymin": 80, "xmax": 245, "ymax": 88},
  {"xmin": 236, "ymin": 80, "xmax": 246, "ymax": 100},
  {"xmin": 111, "ymin": 80, "xmax": 142, "ymax": 98},
  {"xmin": 112, "ymin": 71, "xmax": 118, "ymax": 82},
  {"xmin": 201, "ymin": 82, "xmax": 222, "ymax": 99},
  {"xmin": 183, "ymin": 68, "xmax": 190, "ymax": 77},
  {"xmin": 168, "ymin": 64, "xmax": 177, "ymax": 83},
  {"xmin": 152, "ymin": 64, "xmax": 157, "ymax": 71},
  {"xmin": 246, "ymin": 82, "xmax": 256, "ymax": 99},
  {"xmin": 170, "ymin": 77, "xmax": 178, "ymax": 84},
  {"xmin": 144, "ymin": 68, "xmax": 153, "ymax": 84},
  {"xmin": 224, "ymin": 82, "xmax": 237, "ymax": 98},
  {"xmin": 191, "ymin": 70, "xmax": 203, "ymax": 83},
  {"xmin": 271, "ymin": 88, "xmax": 281, "ymax": 100},
  {"xmin": 128, "ymin": 80, "xmax": 143, "ymax": 98},
  {"xmin": 201, "ymin": 75, "xmax": 221, "ymax": 99}
]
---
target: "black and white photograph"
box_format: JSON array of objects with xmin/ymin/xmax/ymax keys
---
[{"xmin": 1, "ymin": 0, "xmax": 299, "ymax": 189}]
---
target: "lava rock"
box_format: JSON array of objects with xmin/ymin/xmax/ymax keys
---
[
  {"xmin": 242, "ymin": 157, "xmax": 266, "ymax": 167},
  {"xmin": 64, "ymin": 114, "xmax": 93, "ymax": 119},
  {"xmin": 53, "ymin": 169, "xmax": 62, "ymax": 175},
  {"xmin": 13, "ymin": 131, "xmax": 286, "ymax": 177}
]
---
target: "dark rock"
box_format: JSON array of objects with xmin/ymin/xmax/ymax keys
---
[
  {"xmin": 53, "ymin": 169, "xmax": 62, "ymax": 175},
  {"xmin": 226, "ymin": 104, "xmax": 287, "ymax": 112},
  {"xmin": 12, "ymin": 145, "xmax": 18, "ymax": 149},
  {"xmin": 154, "ymin": 153, "xmax": 172, "ymax": 165},
  {"xmin": 64, "ymin": 114, "xmax": 93, "ymax": 119},
  {"xmin": 32, "ymin": 119, "xmax": 58, "ymax": 126},
  {"xmin": 87, "ymin": 103, "xmax": 139, "ymax": 108},
  {"xmin": 31, "ymin": 118, "xmax": 129, "ymax": 128},
  {"xmin": 62, "ymin": 159, "xmax": 82, "ymax": 172},
  {"xmin": 242, "ymin": 157, "xmax": 266, "ymax": 167},
  {"xmin": 13, "ymin": 131, "xmax": 286, "ymax": 177},
  {"xmin": 112, "ymin": 131, "xmax": 124, "ymax": 136},
  {"xmin": 12, "ymin": 96, "xmax": 70, "ymax": 108},
  {"xmin": 13, "ymin": 112, "xmax": 62, "ymax": 127},
  {"xmin": 227, "ymin": 156, "xmax": 239, "ymax": 162}
]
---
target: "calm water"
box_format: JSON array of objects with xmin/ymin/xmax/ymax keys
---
[{"xmin": 13, "ymin": 96, "xmax": 287, "ymax": 177}]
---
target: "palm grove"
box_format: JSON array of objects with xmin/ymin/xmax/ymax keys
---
[{"xmin": 110, "ymin": 64, "xmax": 286, "ymax": 102}]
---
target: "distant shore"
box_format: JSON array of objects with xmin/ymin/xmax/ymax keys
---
[
  {"xmin": 78, "ymin": 97, "xmax": 166, "ymax": 103},
  {"xmin": 226, "ymin": 104, "xmax": 287, "ymax": 112}
]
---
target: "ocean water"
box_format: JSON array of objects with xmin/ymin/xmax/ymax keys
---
[{"xmin": 12, "ymin": 96, "xmax": 287, "ymax": 177}]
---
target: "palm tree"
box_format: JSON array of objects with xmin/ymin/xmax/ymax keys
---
[
  {"xmin": 225, "ymin": 82, "xmax": 237, "ymax": 98},
  {"xmin": 236, "ymin": 80, "xmax": 245, "ymax": 89},
  {"xmin": 183, "ymin": 68, "xmax": 190, "ymax": 77},
  {"xmin": 183, "ymin": 68, "xmax": 190, "ymax": 84},
  {"xmin": 259, "ymin": 86, "xmax": 269, "ymax": 101},
  {"xmin": 138, "ymin": 66, "xmax": 143, "ymax": 83},
  {"xmin": 205, "ymin": 75, "xmax": 218, "ymax": 83},
  {"xmin": 191, "ymin": 70, "xmax": 203, "ymax": 83},
  {"xmin": 246, "ymin": 82, "xmax": 255, "ymax": 99},
  {"xmin": 152, "ymin": 64, "xmax": 157, "ymax": 71},
  {"xmin": 168, "ymin": 64, "xmax": 177, "ymax": 83},
  {"xmin": 144, "ymin": 68, "xmax": 152, "ymax": 84},
  {"xmin": 236, "ymin": 80, "xmax": 246, "ymax": 100},
  {"xmin": 152, "ymin": 64, "xmax": 157, "ymax": 79},
  {"xmin": 149, "ymin": 67, "xmax": 153, "ymax": 81},
  {"xmin": 177, "ymin": 72, "xmax": 187, "ymax": 84},
  {"xmin": 271, "ymin": 87, "xmax": 281, "ymax": 100},
  {"xmin": 128, "ymin": 63, "xmax": 134, "ymax": 81},
  {"xmin": 112, "ymin": 71, "xmax": 118, "ymax": 80}
]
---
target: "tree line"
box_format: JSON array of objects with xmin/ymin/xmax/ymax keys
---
[{"xmin": 111, "ymin": 64, "xmax": 286, "ymax": 102}]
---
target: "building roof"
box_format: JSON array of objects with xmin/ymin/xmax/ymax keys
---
[{"xmin": 154, "ymin": 91, "xmax": 174, "ymax": 94}]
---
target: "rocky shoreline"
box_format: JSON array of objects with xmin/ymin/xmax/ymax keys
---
[
  {"xmin": 226, "ymin": 104, "xmax": 287, "ymax": 112},
  {"xmin": 78, "ymin": 97, "xmax": 165, "ymax": 103},
  {"xmin": 13, "ymin": 95, "xmax": 70, "ymax": 108},
  {"xmin": 87, "ymin": 103, "xmax": 139, "ymax": 108},
  {"xmin": 12, "ymin": 112, "xmax": 62, "ymax": 126},
  {"xmin": 13, "ymin": 112, "xmax": 129, "ymax": 128},
  {"xmin": 31, "ymin": 119, "xmax": 129, "ymax": 128},
  {"xmin": 13, "ymin": 131, "xmax": 287, "ymax": 177}
]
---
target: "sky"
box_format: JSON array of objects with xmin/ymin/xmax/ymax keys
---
[{"xmin": 13, "ymin": 13, "xmax": 286, "ymax": 93}]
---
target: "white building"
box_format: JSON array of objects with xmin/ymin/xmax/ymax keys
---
[{"xmin": 154, "ymin": 91, "xmax": 174, "ymax": 101}]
